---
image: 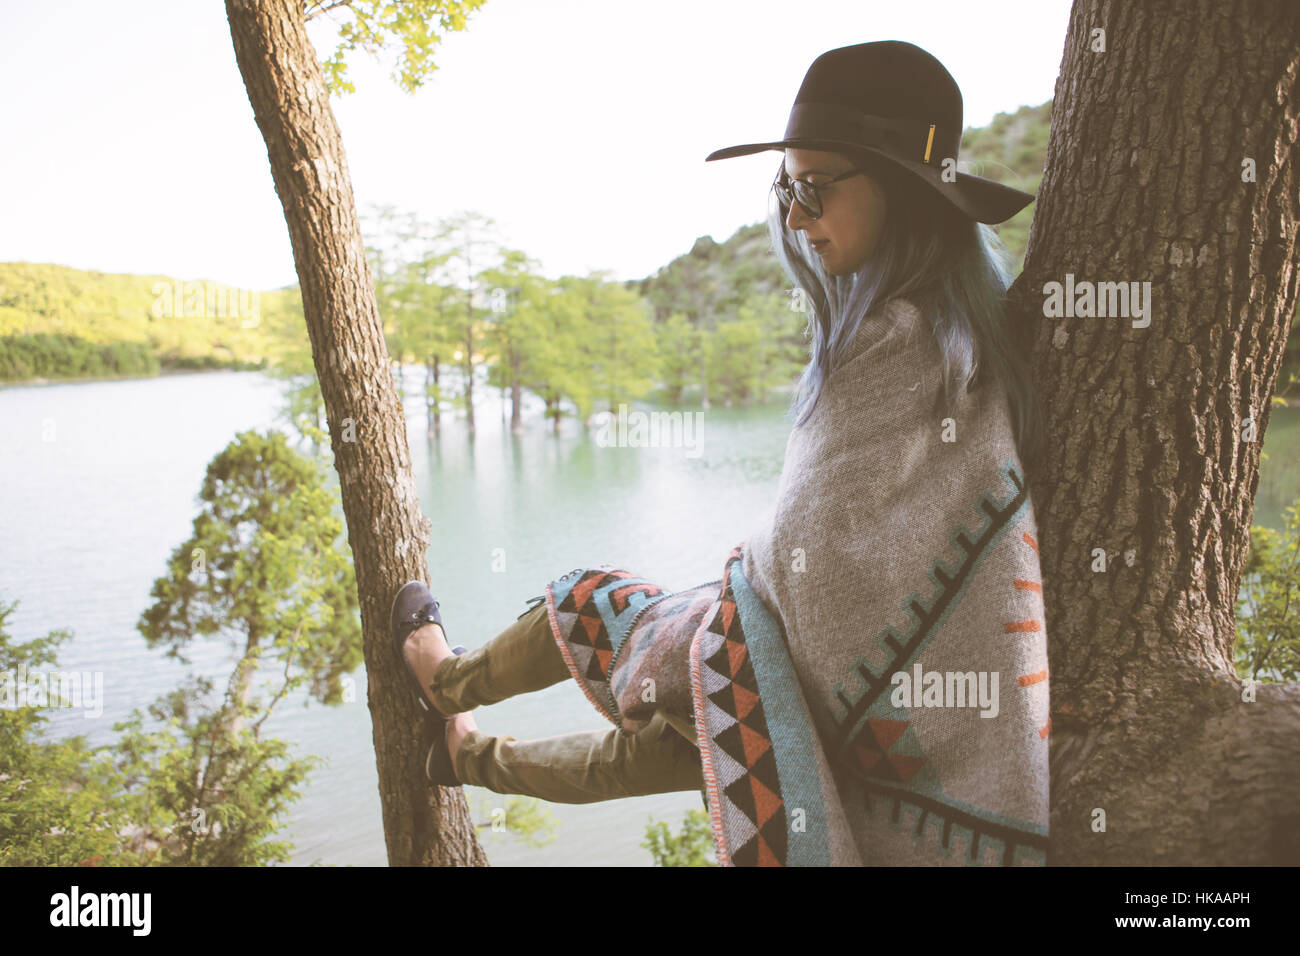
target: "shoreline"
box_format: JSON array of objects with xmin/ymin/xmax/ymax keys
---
[
  {"xmin": 0, "ymin": 364, "xmax": 267, "ymax": 390},
  {"xmin": 0, "ymin": 364, "xmax": 800, "ymax": 407},
  {"xmin": 0, "ymin": 364, "xmax": 1285, "ymax": 410}
]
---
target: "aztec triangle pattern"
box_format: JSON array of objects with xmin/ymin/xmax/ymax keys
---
[
  {"xmin": 549, "ymin": 569, "xmax": 664, "ymax": 726},
  {"xmin": 694, "ymin": 546, "xmax": 789, "ymax": 866},
  {"xmin": 824, "ymin": 462, "xmax": 1050, "ymax": 865},
  {"xmin": 851, "ymin": 717, "xmax": 927, "ymax": 783}
]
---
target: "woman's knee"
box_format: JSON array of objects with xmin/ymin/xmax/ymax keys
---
[{"xmin": 613, "ymin": 715, "xmax": 703, "ymax": 795}]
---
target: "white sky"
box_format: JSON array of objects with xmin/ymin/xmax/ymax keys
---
[{"xmin": 0, "ymin": 0, "xmax": 1073, "ymax": 292}]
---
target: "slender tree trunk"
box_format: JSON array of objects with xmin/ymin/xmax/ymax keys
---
[
  {"xmin": 510, "ymin": 349, "xmax": 523, "ymax": 434},
  {"xmin": 1008, "ymin": 0, "xmax": 1300, "ymax": 864},
  {"xmin": 425, "ymin": 356, "xmax": 434, "ymax": 439},
  {"xmin": 225, "ymin": 634, "xmax": 258, "ymax": 737},
  {"xmin": 224, "ymin": 0, "xmax": 487, "ymax": 866},
  {"xmin": 545, "ymin": 391, "xmax": 561, "ymax": 434},
  {"xmin": 464, "ymin": 325, "xmax": 476, "ymax": 435},
  {"xmin": 430, "ymin": 352, "xmax": 441, "ymax": 437}
]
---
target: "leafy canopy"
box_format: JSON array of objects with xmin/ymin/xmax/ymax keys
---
[{"xmin": 305, "ymin": 0, "xmax": 488, "ymax": 95}]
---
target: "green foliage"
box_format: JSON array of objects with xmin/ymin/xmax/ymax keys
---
[
  {"xmin": 9, "ymin": 96, "xmax": 1297, "ymax": 413},
  {"xmin": 0, "ymin": 599, "xmax": 132, "ymax": 866},
  {"xmin": 361, "ymin": 208, "xmax": 667, "ymax": 428},
  {"xmin": 363, "ymin": 208, "xmax": 508, "ymax": 427},
  {"xmin": 0, "ymin": 333, "xmax": 159, "ymax": 381},
  {"xmin": 636, "ymin": 223, "xmax": 780, "ymax": 335},
  {"xmin": 115, "ymin": 429, "xmax": 359, "ymax": 864},
  {"xmin": 578, "ymin": 272, "xmax": 661, "ymax": 415},
  {"xmin": 519, "ymin": 275, "xmax": 598, "ymax": 425},
  {"xmin": 471, "ymin": 795, "xmax": 560, "ymax": 849},
  {"xmin": 364, "ymin": 204, "xmax": 462, "ymax": 371},
  {"xmin": 138, "ymin": 429, "xmax": 362, "ymax": 708},
  {"xmin": 479, "ymin": 248, "xmax": 557, "ymax": 399},
  {"xmin": 710, "ymin": 292, "xmax": 808, "ymax": 406},
  {"xmin": 636, "ymin": 230, "xmax": 812, "ymax": 405},
  {"xmin": 655, "ymin": 313, "xmax": 702, "ymax": 404},
  {"xmin": 0, "ymin": 262, "xmax": 300, "ymax": 382},
  {"xmin": 110, "ymin": 675, "xmax": 319, "ymax": 866},
  {"xmin": 278, "ymin": 372, "xmax": 329, "ymax": 450},
  {"xmin": 307, "ymin": 0, "xmax": 488, "ymax": 96},
  {"xmin": 1279, "ymin": 319, "xmax": 1300, "ymax": 407},
  {"xmin": 959, "ymin": 101, "xmax": 1052, "ymax": 272},
  {"xmin": 634, "ymin": 224, "xmax": 794, "ymax": 406},
  {"xmin": 642, "ymin": 808, "xmax": 717, "ymax": 866},
  {"xmin": 2, "ymin": 426, "xmax": 362, "ymax": 866},
  {"xmin": 1235, "ymin": 500, "xmax": 1300, "ymax": 682},
  {"xmin": 708, "ymin": 316, "xmax": 764, "ymax": 405},
  {"xmin": 258, "ymin": 286, "xmax": 330, "ymax": 449}
]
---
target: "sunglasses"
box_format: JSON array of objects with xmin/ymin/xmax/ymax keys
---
[{"xmin": 771, "ymin": 162, "xmax": 873, "ymax": 220}]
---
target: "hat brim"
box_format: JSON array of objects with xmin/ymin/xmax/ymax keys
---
[{"xmin": 705, "ymin": 139, "xmax": 1035, "ymax": 225}]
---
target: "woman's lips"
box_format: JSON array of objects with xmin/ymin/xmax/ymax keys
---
[{"xmin": 811, "ymin": 239, "xmax": 829, "ymax": 252}]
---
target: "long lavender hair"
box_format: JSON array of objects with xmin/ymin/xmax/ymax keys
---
[{"xmin": 767, "ymin": 150, "xmax": 1044, "ymax": 468}]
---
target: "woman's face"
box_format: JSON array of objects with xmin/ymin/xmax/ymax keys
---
[{"xmin": 782, "ymin": 148, "xmax": 888, "ymax": 275}]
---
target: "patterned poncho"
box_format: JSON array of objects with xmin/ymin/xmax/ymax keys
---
[{"xmin": 542, "ymin": 296, "xmax": 1050, "ymax": 866}]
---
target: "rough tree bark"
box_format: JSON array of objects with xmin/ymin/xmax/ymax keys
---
[
  {"xmin": 1008, "ymin": 0, "xmax": 1300, "ymax": 864},
  {"xmin": 224, "ymin": 0, "xmax": 488, "ymax": 866}
]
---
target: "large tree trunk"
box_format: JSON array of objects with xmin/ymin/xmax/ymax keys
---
[
  {"xmin": 224, "ymin": 0, "xmax": 487, "ymax": 866},
  {"xmin": 1009, "ymin": 0, "xmax": 1300, "ymax": 864}
]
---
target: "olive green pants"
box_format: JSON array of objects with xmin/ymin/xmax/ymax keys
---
[{"xmin": 426, "ymin": 601, "xmax": 705, "ymax": 804}]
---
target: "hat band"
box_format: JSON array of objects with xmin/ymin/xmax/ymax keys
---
[{"xmin": 783, "ymin": 103, "xmax": 939, "ymax": 163}]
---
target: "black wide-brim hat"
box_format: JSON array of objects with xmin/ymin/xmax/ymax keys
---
[{"xmin": 705, "ymin": 41, "xmax": 1035, "ymax": 225}]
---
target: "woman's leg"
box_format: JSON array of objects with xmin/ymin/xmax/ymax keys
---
[
  {"xmin": 453, "ymin": 709, "xmax": 705, "ymax": 804},
  {"xmin": 425, "ymin": 601, "xmax": 571, "ymax": 716},
  {"xmin": 416, "ymin": 595, "xmax": 705, "ymax": 802}
]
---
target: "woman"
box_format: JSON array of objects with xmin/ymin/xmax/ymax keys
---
[{"xmin": 392, "ymin": 40, "xmax": 1051, "ymax": 866}]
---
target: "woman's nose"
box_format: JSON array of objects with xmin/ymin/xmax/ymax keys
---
[{"xmin": 785, "ymin": 198, "xmax": 808, "ymax": 231}]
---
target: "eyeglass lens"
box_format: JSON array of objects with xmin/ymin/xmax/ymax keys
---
[{"xmin": 773, "ymin": 168, "xmax": 820, "ymax": 219}]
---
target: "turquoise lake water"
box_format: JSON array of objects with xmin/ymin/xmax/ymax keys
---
[{"xmin": 1, "ymin": 368, "xmax": 1296, "ymax": 864}]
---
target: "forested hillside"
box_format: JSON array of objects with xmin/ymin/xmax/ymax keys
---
[
  {"xmin": 0, "ymin": 262, "xmax": 305, "ymax": 381},
  {"xmin": 5, "ymin": 99, "xmax": 1291, "ymax": 398}
]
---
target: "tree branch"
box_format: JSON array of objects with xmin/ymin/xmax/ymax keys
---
[
  {"xmin": 304, "ymin": 0, "xmax": 354, "ymax": 23},
  {"xmin": 250, "ymin": 620, "xmax": 304, "ymax": 737}
]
